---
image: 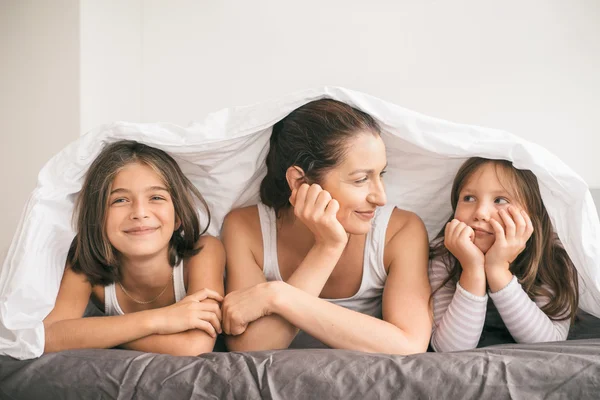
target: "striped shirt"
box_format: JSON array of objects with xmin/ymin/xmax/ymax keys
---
[{"xmin": 429, "ymin": 257, "xmax": 570, "ymax": 352}]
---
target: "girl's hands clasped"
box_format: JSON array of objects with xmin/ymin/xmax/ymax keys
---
[
  {"xmin": 153, "ymin": 288, "xmax": 223, "ymax": 337},
  {"xmin": 290, "ymin": 183, "xmax": 348, "ymax": 248}
]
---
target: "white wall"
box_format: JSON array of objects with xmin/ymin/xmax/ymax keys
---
[
  {"xmin": 2, "ymin": 0, "xmax": 599, "ymax": 258},
  {"xmin": 80, "ymin": 0, "xmax": 600, "ymax": 187},
  {"xmin": 0, "ymin": 0, "xmax": 80, "ymax": 260}
]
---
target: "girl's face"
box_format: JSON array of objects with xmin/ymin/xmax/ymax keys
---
[
  {"xmin": 105, "ymin": 162, "xmax": 178, "ymax": 262},
  {"xmin": 319, "ymin": 133, "xmax": 387, "ymax": 235},
  {"xmin": 453, "ymin": 163, "xmax": 525, "ymax": 253}
]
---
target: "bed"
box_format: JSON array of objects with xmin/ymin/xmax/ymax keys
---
[{"xmin": 0, "ymin": 310, "xmax": 599, "ymax": 399}]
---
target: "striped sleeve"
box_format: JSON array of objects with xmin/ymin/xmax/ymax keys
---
[
  {"xmin": 489, "ymin": 276, "xmax": 570, "ymax": 343},
  {"xmin": 429, "ymin": 258, "xmax": 488, "ymax": 352}
]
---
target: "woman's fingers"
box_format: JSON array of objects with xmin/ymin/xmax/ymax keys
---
[
  {"xmin": 293, "ymin": 184, "xmax": 311, "ymax": 214},
  {"xmin": 194, "ymin": 319, "xmax": 217, "ymax": 338},
  {"xmin": 198, "ymin": 311, "xmax": 222, "ymax": 334},
  {"xmin": 314, "ymin": 189, "xmax": 332, "ymax": 213}
]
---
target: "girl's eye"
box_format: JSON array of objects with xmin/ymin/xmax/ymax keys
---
[
  {"xmin": 355, "ymin": 177, "xmax": 368, "ymax": 184},
  {"xmin": 380, "ymin": 170, "xmax": 387, "ymax": 177},
  {"xmin": 151, "ymin": 196, "xmax": 166, "ymax": 201},
  {"xmin": 495, "ymin": 197, "xmax": 509, "ymax": 205},
  {"xmin": 111, "ymin": 198, "xmax": 127, "ymax": 204},
  {"xmin": 463, "ymin": 195, "xmax": 475, "ymax": 202}
]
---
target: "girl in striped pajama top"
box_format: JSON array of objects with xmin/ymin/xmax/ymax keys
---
[{"xmin": 429, "ymin": 157, "xmax": 579, "ymax": 352}]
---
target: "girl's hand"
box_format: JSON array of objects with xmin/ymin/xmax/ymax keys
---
[
  {"xmin": 154, "ymin": 288, "xmax": 223, "ymax": 337},
  {"xmin": 290, "ymin": 184, "xmax": 348, "ymax": 248},
  {"xmin": 485, "ymin": 207, "xmax": 534, "ymax": 271},
  {"xmin": 222, "ymin": 282, "xmax": 279, "ymax": 336},
  {"xmin": 444, "ymin": 219, "xmax": 485, "ymax": 272}
]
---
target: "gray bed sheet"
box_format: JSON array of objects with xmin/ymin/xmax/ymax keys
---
[
  {"xmin": 1, "ymin": 311, "xmax": 599, "ymax": 399},
  {"xmin": 1, "ymin": 340, "xmax": 600, "ymax": 399}
]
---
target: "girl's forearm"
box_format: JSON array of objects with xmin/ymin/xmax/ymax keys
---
[
  {"xmin": 121, "ymin": 329, "xmax": 216, "ymax": 356},
  {"xmin": 43, "ymin": 310, "xmax": 159, "ymax": 353}
]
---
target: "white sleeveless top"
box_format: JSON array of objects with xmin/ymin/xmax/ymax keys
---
[
  {"xmin": 257, "ymin": 202, "xmax": 395, "ymax": 348},
  {"xmin": 104, "ymin": 262, "xmax": 187, "ymax": 316}
]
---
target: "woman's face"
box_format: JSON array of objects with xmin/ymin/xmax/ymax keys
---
[{"xmin": 319, "ymin": 133, "xmax": 388, "ymax": 235}]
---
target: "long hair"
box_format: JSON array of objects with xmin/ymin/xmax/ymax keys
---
[
  {"xmin": 430, "ymin": 157, "xmax": 579, "ymax": 322},
  {"xmin": 259, "ymin": 99, "xmax": 381, "ymax": 217},
  {"xmin": 67, "ymin": 140, "xmax": 211, "ymax": 286}
]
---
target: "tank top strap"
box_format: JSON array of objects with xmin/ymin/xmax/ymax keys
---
[
  {"xmin": 104, "ymin": 283, "xmax": 125, "ymax": 316},
  {"xmin": 173, "ymin": 261, "xmax": 187, "ymax": 302},
  {"xmin": 364, "ymin": 204, "xmax": 396, "ymax": 285},
  {"xmin": 257, "ymin": 203, "xmax": 283, "ymax": 281}
]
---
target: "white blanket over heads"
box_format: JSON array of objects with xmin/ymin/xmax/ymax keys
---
[{"xmin": 1, "ymin": 87, "xmax": 599, "ymax": 359}]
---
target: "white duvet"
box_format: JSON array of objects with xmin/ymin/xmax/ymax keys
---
[{"xmin": 1, "ymin": 87, "xmax": 598, "ymax": 359}]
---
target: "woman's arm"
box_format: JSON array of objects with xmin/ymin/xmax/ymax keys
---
[
  {"xmin": 120, "ymin": 236, "xmax": 226, "ymax": 355},
  {"xmin": 225, "ymin": 209, "xmax": 433, "ymax": 354},
  {"xmin": 44, "ymin": 262, "xmax": 223, "ymax": 355},
  {"xmin": 222, "ymin": 208, "xmax": 345, "ymax": 351}
]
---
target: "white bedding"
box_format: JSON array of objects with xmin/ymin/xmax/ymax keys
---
[{"xmin": 1, "ymin": 86, "xmax": 598, "ymax": 359}]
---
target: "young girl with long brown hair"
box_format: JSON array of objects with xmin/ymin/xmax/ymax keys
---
[
  {"xmin": 43, "ymin": 140, "xmax": 224, "ymax": 356},
  {"xmin": 430, "ymin": 157, "xmax": 579, "ymax": 352}
]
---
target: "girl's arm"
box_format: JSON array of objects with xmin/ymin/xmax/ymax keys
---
[
  {"xmin": 222, "ymin": 207, "xmax": 345, "ymax": 351},
  {"xmin": 120, "ymin": 235, "xmax": 226, "ymax": 355},
  {"xmin": 488, "ymin": 275, "xmax": 570, "ymax": 343},
  {"xmin": 225, "ymin": 210, "xmax": 433, "ymax": 354},
  {"xmin": 485, "ymin": 207, "xmax": 568, "ymax": 342},
  {"xmin": 43, "ymin": 266, "xmax": 222, "ymax": 354},
  {"xmin": 429, "ymin": 257, "xmax": 488, "ymax": 352}
]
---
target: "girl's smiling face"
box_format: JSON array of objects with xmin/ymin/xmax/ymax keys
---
[{"xmin": 105, "ymin": 162, "xmax": 178, "ymax": 261}]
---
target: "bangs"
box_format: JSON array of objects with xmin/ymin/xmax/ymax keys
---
[{"xmin": 491, "ymin": 161, "xmax": 528, "ymax": 209}]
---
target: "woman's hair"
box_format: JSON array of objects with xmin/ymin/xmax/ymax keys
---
[
  {"xmin": 67, "ymin": 140, "xmax": 211, "ymax": 286},
  {"xmin": 260, "ymin": 98, "xmax": 381, "ymax": 216},
  {"xmin": 430, "ymin": 157, "xmax": 579, "ymax": 322}
]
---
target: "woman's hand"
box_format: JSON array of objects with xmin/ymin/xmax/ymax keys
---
[
  {"xmin": 444, "ymin": 219, "xmax": 485, "ymax": 272},
  {"xmin": 153, "ymin": 288, "xmax": 223, "ymax": 337},
  {"xmin": 485, "ymin": 207, "xmax": 534, "ymax": 272},
  {"xmin": 222, "ymin": 282, "xmax": 280, "ymax": 336},
  {"xmin": 290, "ymin": 183, "xmax": 348, "ymax": 248}
]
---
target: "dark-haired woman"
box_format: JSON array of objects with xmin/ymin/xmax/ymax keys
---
[{"xmin": 221, "ymin": 99, "xmax": 432, "ymax": 354}]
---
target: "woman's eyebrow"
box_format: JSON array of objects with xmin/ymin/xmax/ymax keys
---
[{"xmin": 348, "ymin": 163, "xmax": 388, "ymax": 175}]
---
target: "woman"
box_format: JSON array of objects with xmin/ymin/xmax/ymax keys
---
[{"xmin": 221, "ymin": 99, "xmax": 432, "ymax": 354}]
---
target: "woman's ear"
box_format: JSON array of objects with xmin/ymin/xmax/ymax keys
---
[
  {"xmin": 285, "ymin": 166, "xmax": 307, "ymax": 192},
  {"xmin": 174, "ymin": 215, "xmax": 182, "ymax": 232}
]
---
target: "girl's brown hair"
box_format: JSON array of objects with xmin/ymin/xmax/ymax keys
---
[
  {"xmin": 430, "ymin": 157, "xmax": 579, "ymax": 323},
  {"xmin": 67, "ymin": 140, "xmax": 211, "ymax": 286}
]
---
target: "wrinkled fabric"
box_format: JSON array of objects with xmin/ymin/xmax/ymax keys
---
[{"xmin": 1, "ymin": 86, "xmax": 599, "ymax": 359}]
